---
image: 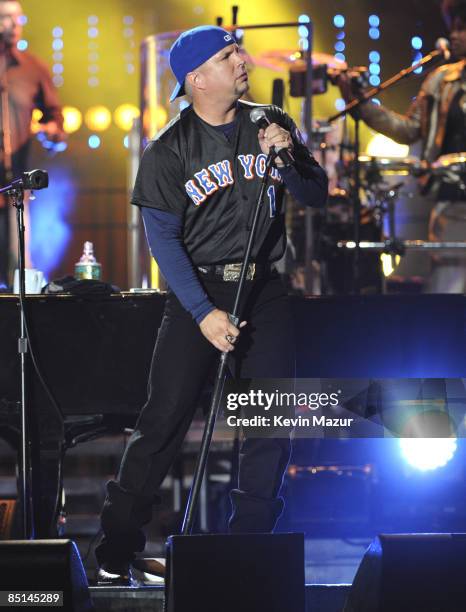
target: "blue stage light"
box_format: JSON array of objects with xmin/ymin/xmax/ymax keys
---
[
  {"xmin": 334, "ymin": 41, "xmax": 345, "ymax": 52},
  {"xmin": 17, "ymin": 39, "xmax": 28, "ymax": 51},
  {"xmin": 333, "ymin": 14, "xmax": 345, "ymax": 28},
  {"xmin": 298, "ymin": 25, "xmax": 309, "ymax": 38},
  {"xmin": 335, "ymin": 98, "xmax": 346, "ymax": 111},
  {"xmin": 369, "ymin": 15, "xmax": 380, "ymax": 27},
  {"xmin": 369, "ymin": 28, "xmax": 380, "ymax": 40},
  {"xmin": 55, "ymin": 142, "xmax": 68, "ymax": 153},
  {"xmin": 399, "ymin": 438, "xmax": 457, "ymax": 471},
  {"xmin": 29, "ymin": 170, "xmax": 73, "ymax": 277},
  {"xmin": 369, "ymin": 75, "xmax": 381, "ymax": 86},
  {"xmin": 334, "ymin": 53, "xmax": 346, "ymax": 62},
  {"xmin": 52, "ymin": 27, "xmax": 63, "ymax": 38},
  {"xmin": 88, "ymin": 135, "xmax": 101, "ymax": 149},
  {"xmin": 369, "ymin": 63, "xmax": 381, "ymax": 75},
  {"xmin": 411, "ymin": 36, "xmax": 423, "ymax": 49},
  {"xmin": 369, "ymin": 50, "xmax": 380, "ymax": 63},
  {"xmin": 413, "ymin": 51, "xmax": 423, "ymax": 74},
  {"xmin": 52, "ymin": 39, "xmax": 63, "ymax": 51},
  {"xmin": 336, "ymin": 31, "xmax": 345, "ymax": 40}
]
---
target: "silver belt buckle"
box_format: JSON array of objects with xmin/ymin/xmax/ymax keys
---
[
  {"xmin": 247, "ymin": 263, "xmax": 256, "ymax": 280},
  {"xmin": 223, "ymin": 263, "xmax": 255, "ymax": 281}
]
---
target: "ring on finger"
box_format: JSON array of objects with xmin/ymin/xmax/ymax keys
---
[{"xmin": 226, "ymin": 334, "xmax": 236, "ymax": 344}]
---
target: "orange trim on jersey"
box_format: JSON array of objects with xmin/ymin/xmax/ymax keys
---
[
  {"xmin": 208, "ymin": 159, "xmax": 234, "ymax": 187},
  {"xmin": 237, "ymin": 154, "xmax": 255, "ymax": 180},
  {"xmin": 194, "ymin": 168, "xmax": 220, "ymax": 196},
  {"xmin": 255, "ymin": 154, "xmax": 267, "ymax": 178},
  {"xmin": 185, "ymin": 179, "xmax": 207, "ymax": 205}
]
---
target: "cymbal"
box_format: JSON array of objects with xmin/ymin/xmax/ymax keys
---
[
  {"xmin": 250, "ymin": 50, "xmax": 347, "ymax": 72},
  {"xmin": 358, "ymin": 155, "xmax": 422, "ymax": 175}
]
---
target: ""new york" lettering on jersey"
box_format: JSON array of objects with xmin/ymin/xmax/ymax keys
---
[{"xmin": 185, "ymin": 154, "xmax": 283, "ymax": 205}]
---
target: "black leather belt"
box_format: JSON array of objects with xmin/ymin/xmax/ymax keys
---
[{"xmin": 197, "ymin": 262, "xmax": 271, "ymax": 281}]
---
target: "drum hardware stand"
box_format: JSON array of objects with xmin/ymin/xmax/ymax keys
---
[
  {"xmin": 0, "ymin": 170, "xmax": 49, "ymax": 539},
  {"xmin": 370, "ymin": 182, "xmax": 405, "ymax": 269},
  {"xmin": 181, "ymin": 151, "xmax": 276, "ymax": 535},
  {"xmin": 327, "ymin": 42, "xmax": 450, "ymax": 295}
]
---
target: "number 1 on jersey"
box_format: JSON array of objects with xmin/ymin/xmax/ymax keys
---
[{"xmin": 267, "ymin": 185, "xmax": 276, "ymax": 218}]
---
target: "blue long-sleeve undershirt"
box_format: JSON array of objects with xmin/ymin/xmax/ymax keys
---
[
  {"xmin": 141, "ymin": 206, "xmax": 215, "ymax": 324},
  {"xmin": 141, "ymin": 154, "xmax": 327, "ymax": 324},
  {"xmin": 278, "ymin": 162, "xmax": 327, "ymax": 208}
]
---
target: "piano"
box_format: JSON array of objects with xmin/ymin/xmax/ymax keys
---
[{"xmin": 1, "ymin": 291, "xmax": 466, "ymax": 536}]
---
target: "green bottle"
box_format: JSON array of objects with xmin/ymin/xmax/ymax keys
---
[{"xmin": 74, "ymin": 241, "xmax": 102, "ymax": 280}]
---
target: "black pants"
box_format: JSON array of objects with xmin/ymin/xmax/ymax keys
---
[{"xmin": 96, "ymin": 273, "xmax": 296, "ymax": 566}]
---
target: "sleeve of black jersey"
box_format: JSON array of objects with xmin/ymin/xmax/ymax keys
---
[
  {"xmin": 267, "ymin": 106, "xmax": 324, "ymax": 173},
  {"xmin": 283, "ymin": 114, "xmax": 323, "ymax": 177},
  {"xmin": 267, "ymin": 106, "xmax": 328, "ymax": 207},
  {"xmin": 131, "ymin": 140, "xmax": 187, "ymax": 218}
]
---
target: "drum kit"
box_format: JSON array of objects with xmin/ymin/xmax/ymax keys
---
[
  {"xmin": 249, "ymin": 48, "xmax": 466, "ymax": 293},
  {"xmin": 315, "ymin": 140, "xmax": 466, "ymax": 292}
]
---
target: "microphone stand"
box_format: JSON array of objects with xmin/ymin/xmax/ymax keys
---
[
  {"xmin": 1, "ymin": 179, "xmax": 32, "ymax": 538},
  {"xmin": 181, "ymin": 151, "xmax": 276, "ymax": 535},
  {"xmin": 327, "ymin": 45, "xmax": 449, "ymax": 294},
  {"xmin": 0, "ymin": 170, "xmax": 49, "ymax": 539}
]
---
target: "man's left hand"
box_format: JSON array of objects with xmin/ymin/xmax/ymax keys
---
[{"xmin": 258, "ymin": 123, "xmax": 293, "ymax": 166}]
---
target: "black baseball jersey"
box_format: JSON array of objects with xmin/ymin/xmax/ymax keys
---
[{"xmin": 131, "ymin": 100, "xmax": 320, "ymax": 266}]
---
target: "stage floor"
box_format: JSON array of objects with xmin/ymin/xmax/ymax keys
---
[{"xmin": 90, "ymin": 583, "xmax": 351, "ymax": 612}]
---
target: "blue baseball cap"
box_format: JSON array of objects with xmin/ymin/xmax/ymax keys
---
[{"xmin": 169, "ymin": 25, "xmax": 235, "ymax": 102}]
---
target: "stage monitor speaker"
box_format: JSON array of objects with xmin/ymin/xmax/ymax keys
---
[
  {"xmin": 344, "ymin": 533, "xmax": 466, "ymax": 612},
  {"xmin": 165, "ymin": 533, "xmax": 305, "ymax": 612},
  {"xmin": 0, "ymin": 539, "xmax": 93, "ymax": 611}
]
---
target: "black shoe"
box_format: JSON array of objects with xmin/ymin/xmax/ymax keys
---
[{"xmin": 96, "ymin": 563, "xmax": 136, "ymax": 587}]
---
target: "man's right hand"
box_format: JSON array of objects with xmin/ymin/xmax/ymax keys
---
[{"xmin": 199, "ymin": 308, "xmax": 247, "ymax": 352}]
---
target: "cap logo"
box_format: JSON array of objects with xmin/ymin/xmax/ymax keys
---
[{"xmin": 224, "ymin": 34, "xmax": 232, "ymax": 41}]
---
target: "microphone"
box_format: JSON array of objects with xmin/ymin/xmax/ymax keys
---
[
  {"xmin": 435, "ymin": 37, "xmax": 451, "ymax": 61},
  {"xmin": 249, "ymin": 108, "xmax": 294, "ymax": 167}
]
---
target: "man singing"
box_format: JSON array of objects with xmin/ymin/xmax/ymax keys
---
[{"xmin": 96, "ymin": 25, "xmax": 327, "ymax": 585}]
